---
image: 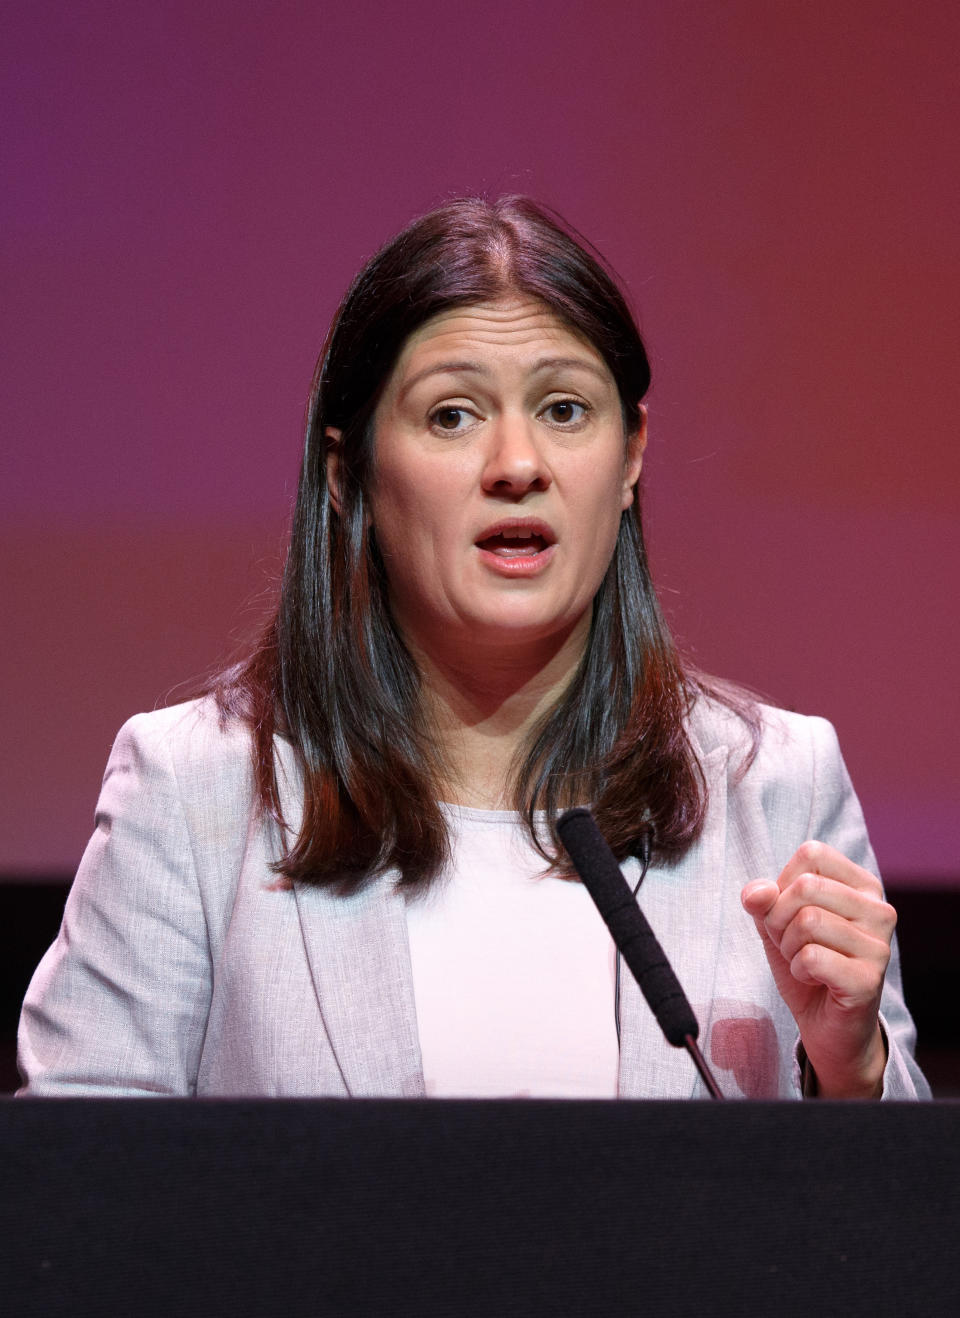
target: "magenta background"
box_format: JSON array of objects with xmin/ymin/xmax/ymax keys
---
[{"xmin": 3, "ymin": 1, "xmax": 958, "ymax": 881}]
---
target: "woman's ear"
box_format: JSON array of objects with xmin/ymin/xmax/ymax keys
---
[
  {"xmin": 621, "ymin": 405, "xmax": 647, "ymax": 510},
  {"xmin": 325, "ymin": 427, "xmax": 344, "ymax": 515}
]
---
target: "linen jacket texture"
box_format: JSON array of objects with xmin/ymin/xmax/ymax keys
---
[{"xmin": 18, "ymin": 696, "xmax": 930, "ymax": 1100}]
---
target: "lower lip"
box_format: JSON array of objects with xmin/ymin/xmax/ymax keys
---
[{"xmin": 476, "ymin": 544, "xmax": 557, "ymax": 577}]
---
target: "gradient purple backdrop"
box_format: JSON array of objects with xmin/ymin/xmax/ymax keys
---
[{"xmin": 3, "ymin": 1, "xmax": 958, "ymax": 880}]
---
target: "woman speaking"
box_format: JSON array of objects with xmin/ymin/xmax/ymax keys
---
[{"xmin": 18, "ymin": 198, "xmax": 928, "ymax": 1101}]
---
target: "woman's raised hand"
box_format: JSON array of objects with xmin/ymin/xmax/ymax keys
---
[{"xmin": 741, "ymin": 841, "xmax": 897, "ymax": 1098}]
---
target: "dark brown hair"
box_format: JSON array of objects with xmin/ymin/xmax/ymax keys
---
[{"xmin": 215, "ymin": 196, "xmax": 755, "ymax": 890}]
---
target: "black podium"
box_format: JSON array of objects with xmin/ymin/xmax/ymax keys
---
[{"xmin": 3, "ymin": 1099, "xmax": 958, "ymax": 1316}]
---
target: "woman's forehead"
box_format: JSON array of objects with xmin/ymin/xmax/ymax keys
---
[{"xmin": 385, "ymin": 297, "xmax": 612, "ymax": 395}]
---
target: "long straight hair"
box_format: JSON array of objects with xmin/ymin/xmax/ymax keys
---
[{"xmin": 215, "ymin": 197, "xmax": 756, "ymax": 890}]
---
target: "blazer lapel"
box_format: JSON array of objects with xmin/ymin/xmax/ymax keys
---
[
  {"xmin": 274, "ymin": 738, "xmax": 425, "ymax": 1097},
  {"xmin": 292, "ymin": 875, "xmax": 425, "ymax": 1096},
  {"xmin": 617, "ymin": 744, "xmax": 729, "ymax": 1098}
]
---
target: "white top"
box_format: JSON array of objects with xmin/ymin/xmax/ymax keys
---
[{"xmin": 404, "ymin": 804, "xmax": 620, "ymax": 1098}]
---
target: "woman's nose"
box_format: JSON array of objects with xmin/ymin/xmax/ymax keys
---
[{"xmin": 480, "ymin": 415, "xmax": 551, "ymax": 496}]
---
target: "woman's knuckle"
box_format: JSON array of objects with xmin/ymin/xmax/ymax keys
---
[
  {"xmin": 796, "ymin": 905, "xmax": 823, "ymax": 937},
  {"xmin": 796, "ymin": 840, "xmax": 822, "ymax": 870},
  {"xmin": 794, "ymin": 873, "xmax": 823, "ymax": 902},
  {"xmin": 878, "ymin": 900, "xmax": 898, "ymax": 932}
]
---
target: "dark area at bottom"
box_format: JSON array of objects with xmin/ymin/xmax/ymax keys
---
[
  {"xmin": 2, "ymin": 879, "xmax": 958, "ymax": 1096},
  {"xmin": 3, "ymin": 1100, "xmax": 960, "ymax": 1317}
]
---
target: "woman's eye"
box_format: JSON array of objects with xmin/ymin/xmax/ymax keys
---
[
  {"xmin": 542, "ymin": 399, "xmax": 587, "ymax": 426},
  {"xmin": 430, "ymin": 407, "xmax": 471, "ymax": 432}
]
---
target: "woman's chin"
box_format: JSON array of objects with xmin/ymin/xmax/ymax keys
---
[{"xmin": 410, "ymin": 608, "xmax": 591, "ymax": 671}]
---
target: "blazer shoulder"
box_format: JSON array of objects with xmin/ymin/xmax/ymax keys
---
[
  {"xmin": 689, "ymin": 690, "xmax": 843, "ymax": 782},
  {"xmin": 691, "ymin": 692, "xmax": 875, "ymax": 877},
  {"xmin": 111, "ymin": 696, "xmax": 256, "ymax": 797}
]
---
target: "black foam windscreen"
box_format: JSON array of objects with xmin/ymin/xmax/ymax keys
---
[{"xmin": 557, "ymin": 808, "xmax": 699, "ymax": 1047}]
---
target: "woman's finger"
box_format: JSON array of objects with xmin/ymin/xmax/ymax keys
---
[
  {"xmin": 777, "ymin": 904, "xmax": 894, "ymax": 971},
  {"xmin": 787, "ymin": 942, "xmax": 888, "ymax": 1010},
  {"xmin": 762, "ymin": 872, "xmax": 897, "ymax": 944},
  {"xmin": 777, "ymin": 840, "xmax": 883, "ymax": 895}
]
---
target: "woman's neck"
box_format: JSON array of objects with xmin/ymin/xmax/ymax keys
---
[{"xmin": 410, "ymin": 622, "xmax": 588, "ymax": 808}]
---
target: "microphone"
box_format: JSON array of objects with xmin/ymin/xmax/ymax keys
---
[{"xmin": 557, "ymin": 807, "xmax": 723, "ymax": 1100}]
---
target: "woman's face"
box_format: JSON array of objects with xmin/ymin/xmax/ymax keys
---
[{"xmin": 334, "ymin": 296, "xmax": 645, "ymax": 666}]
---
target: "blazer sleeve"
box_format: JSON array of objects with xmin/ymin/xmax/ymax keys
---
[
  {"xmin": 802, "ymin": 716, "xmax": 930, "ymax": 1100},
  {"xmin": 17, "ymin": 712, "xmax": 214, "ymax": 1096}
]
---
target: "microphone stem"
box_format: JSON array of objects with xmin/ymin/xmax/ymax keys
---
[{"xmin": 684, "ymin": 1035, "xmax": 725, "ymax": 1100}]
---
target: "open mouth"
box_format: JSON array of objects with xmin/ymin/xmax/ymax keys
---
[
  {"xmin": 476, "ymin": 531, "xmax": 550, "ymax": 558},
  {"xmin": 474, "ymin": 520, "xmax": 556, "ymax": 559}
]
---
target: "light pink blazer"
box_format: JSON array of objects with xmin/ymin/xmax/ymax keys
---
[{"xmin": 18, "ymin": 697, "xmax": 929, "ymax": 1100}]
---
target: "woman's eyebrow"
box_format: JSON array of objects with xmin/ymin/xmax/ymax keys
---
[
  {"xmin": 399, "ymin": 361, "xmax": 487, "ymax": 399},
  {"xmin": 529, "ymin": 355, "xmax": 609, "ymax": 381}
]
